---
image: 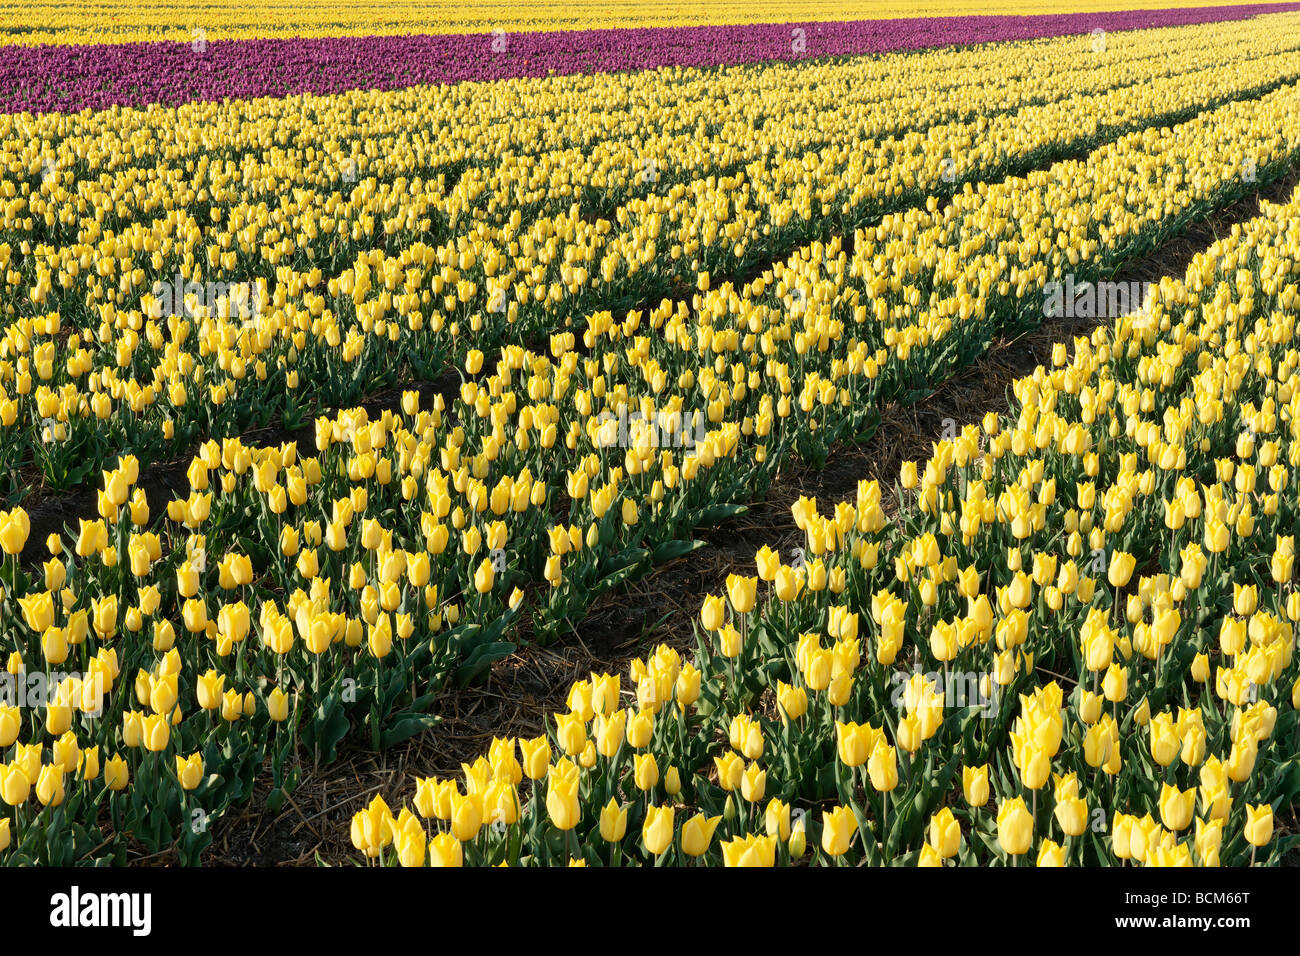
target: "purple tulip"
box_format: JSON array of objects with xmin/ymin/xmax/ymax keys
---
[{"xmin": 2, "ymin": 3, "xmax": 1298, "ymax": 113}]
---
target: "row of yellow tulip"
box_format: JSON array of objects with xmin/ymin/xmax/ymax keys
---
[
  {"xmin": 0, "ymin": 1, "xmax": 1265, "ymax": 45},
  {"xmin": 4, "ymin": 17, "xmax": 1296, "ymax": 499},
  {"xmin": 8, "ymin": 18, "xmax": 1243, "ymax": 222},
  {"xmin": 2, "ymin": 65, "xmax": 1298, "ymax": 863},
  {"xmin": 353, "ymin": 175, "xmax": 1300, "ymax": 866}
]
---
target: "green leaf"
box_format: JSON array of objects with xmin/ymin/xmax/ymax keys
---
[
  {"xmin": 650, "ymin": 538, "xmax": 707, "ymax": 564},
  {"xmin": 453, "ymin": 641, "xmax": 517, "ymax": 687},
  {"xmin": 1267, "ymin": 757, "xmax": 1300, "ymax": 803},
  {"xmin": 301, "ymin": 698, "xmax": 351, "ymax": 765},
  {"xmin": 600, "ymin": 547, "xmax": 651, "ymax": 575},
  {"xmin": 380, "ymin": 713, "xmax": 443, "ymax": 749},
  {"xmin": 265, "ymin": 787, "xmax": 288, "ymax": 814},
  {"xmin": 591, "ymin": 556, "xmax": 651, "ymax": 598},
  {"xmin": 693, "ymin": 503, "xmax": 749, "ymax": 526}
]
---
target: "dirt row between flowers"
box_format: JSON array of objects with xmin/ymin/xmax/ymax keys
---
[{"xmin": 175, "ymin": 161, "xmax": 1300, "ymax": 866}]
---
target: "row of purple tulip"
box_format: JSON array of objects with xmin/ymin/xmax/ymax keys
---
[{"xmin": 3, "ymin": 3, "xmax": 1299, "ymax": 114}]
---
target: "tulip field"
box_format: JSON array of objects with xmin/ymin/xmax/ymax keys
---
[{"xmin": 0, "ymin": 2, "xmax": 1299, "ymax": 872}]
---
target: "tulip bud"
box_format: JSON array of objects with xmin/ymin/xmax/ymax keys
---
[
  {"xmin": 664, "ymin": 765, "xmax": 681, "ymax": 797},
  {"xmin": 788, "ymin": 819, "xmax": 807, "ymax": 858}
]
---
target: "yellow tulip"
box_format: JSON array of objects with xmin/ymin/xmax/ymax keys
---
[
  {"xmin": 175, "ymin": 753, "xmax": 204, "ymax": 791},
  {"xmin": 104, "ymin": 755, "xmax": 129, "ymax": 792},
  {"xmin": 473, "ymin": 557, "xmax": 495, "ymax": 594},
  {"xmin": 700, "ymin": 594, "xmax": 725, "ymax": 631},
  {"xmin": 929, "ymin": 807, "xmax": 961, "ymax": 859},
  {"xmin": 1037, "ymin": 839, "xmax": 1066, "ymax": 867},
  {"xmin": 642, "ymin": 805, "xmax": 674, "ymax": 856},
  {"xmin": 726, "ymin": 573, "xmax": 757, "ymax": 614},
  {"xmin": 867, "ymin": 742, "xmax": 898, "ymax": 792},
  {"xmin": 720, "ymin": 833, "xmax": 776, "ymax": 867},
  {"xmin": 35, "ymin": 765, "xmax": 65, "ymax": 807},
  {"xmin": 1244, "ymin": 804, "xmax": 1273, "ymax": 848},
  {"xmin": 142, "ymin": 713, "xmax": 170, "ymax": 752},
  {"xmin": 962, "ymin": 764, "xmax": 990, "ymax": 807},
  {"xmin": 545, "ymin": 763, "xmax": 580, "ymax": 831},
  {"xmin": 821, "ymin": 805, "xmax": 855, "ymax": 857},
  {"xmin": 1107, "ymin": 551, "xmax": 1136, "ymax": 588},
  {"xmin": 997, "ymin": 797, "xmax": 1033, "ymax": 857},
  {"xmin": 599, "ymin": 799, "xmax": 629, "ymax": 842},
  {"xmin": 681, "ymin": 813, "xmax": 722, "ymax": 857},
  {"xmin": 428, "ymin": 832, "xmax": 463, "ymax": 867}
]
